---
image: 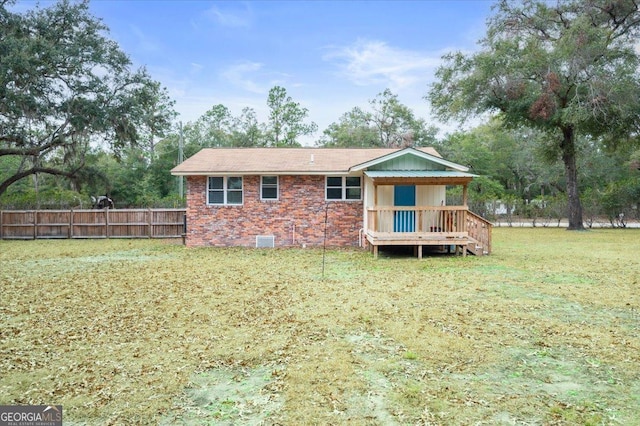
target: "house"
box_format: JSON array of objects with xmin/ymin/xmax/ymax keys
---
[{"xmin": 170, "ymin": 147, "xmax": 492, "ymax": 258}]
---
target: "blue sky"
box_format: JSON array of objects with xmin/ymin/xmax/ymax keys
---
[{"xmin": 19, "ymin": 0, "xmax": 496, "ymax": 141}]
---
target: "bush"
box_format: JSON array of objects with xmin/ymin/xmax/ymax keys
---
[
  {"xmin": 0, "ymin": 188, "xmax": 91, "ymax": 209},
  {"xmin": 601, "ymin": 178, "xmax": 640, "ymax": 227}
]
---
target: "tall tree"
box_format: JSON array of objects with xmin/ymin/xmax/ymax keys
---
[
  {"xmin": 140, "ymin": 82, "xmax": 177, "ymax": 158},
  {"xmin": 0, "ymin": 0, "xmax": 175, "ymax": 197},
  {"xmin": 441, "ymin": 121, "xmax": 566, "ymax": 200},
  {"xmin": 230, "ymin": 107, "xmax": 263, "ymax": 147},
  {"xmin": 370, "ymin": 89, "xmax": 438, "ymax": 148},
  {"xmin": 265, "ymin": 86, "xmax": 317, "ymax": 147},
  {"xmin": 319, "ymin": 107, "xmax": 379, "ymax": 147},
  {"xmin": 428, "ymin": 0, "xmax": 640, "ymax": 230},
  {"xmin": 319, "ymin": 90, "xmax": 438, "ymax": 147},
  {"xmin": 187, "ymin": 104, "xmax": 234, "ymax": 148},
  {"xmin": 184, "ymin": 105, "xmax": 263, "ymax": 148}
]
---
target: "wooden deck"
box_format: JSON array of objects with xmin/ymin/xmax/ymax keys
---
[{"xmin": 365, "ymin": 206, "xmax": 492, "ymax": 259}]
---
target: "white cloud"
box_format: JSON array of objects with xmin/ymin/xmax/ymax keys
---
[
  {"xmin": 204, "ymin": 4, "xmax": 252, "ymax": 28},
  {"xmin": 129, "ymin": 25, "xmax": 161, "ymax": 53},
  {"xmin": 190, "ymin": 63, "xmax": 204, "ymax": 74},
  {"xmin": 323, "ymin": 39, "xmax": 442, "ymax": 90},
  {"xmin": 220, "ymin": 61, "xmax": 268, "ymax": 94},
  {"xmin": 219, "ymin": 62, "xmax": 295, "ymax": 94}
]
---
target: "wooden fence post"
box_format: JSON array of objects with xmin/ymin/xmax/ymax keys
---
[
  {"xmin": 105, "ymin": 208, "xmax": 109, "ymax": 238},
  {"xmin": 148, "ymin": 208, "xmax": 152, "ymax": 238},
  {"xmin": 33, "ymin": 210, "xmax": 37, "ymax": 240}
]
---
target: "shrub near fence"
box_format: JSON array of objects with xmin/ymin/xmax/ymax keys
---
[{"xmin": 0, "ymin": 209, "xmax": 186, "ymax": 240}]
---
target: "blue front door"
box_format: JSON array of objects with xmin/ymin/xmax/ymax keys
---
[{"xmin": 394, "ymin": 185, "xmax": 415, "ymax": 232}]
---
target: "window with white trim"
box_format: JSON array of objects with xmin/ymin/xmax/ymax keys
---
[
  {"xmin": 207, "ymin": 176, "xmax": 243, "ymax": 205},
  {"xmin": 261, "ymin": 176, "xmax": 279, "ymax": 200},
  {"xmin": 326, "ymin": 176, "xmax": 361, "ymax": 200}
]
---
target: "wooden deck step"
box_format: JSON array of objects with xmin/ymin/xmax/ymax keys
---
[{"xmin": 466, "ymin": 238, "xmax": 486, "ymax": 256}]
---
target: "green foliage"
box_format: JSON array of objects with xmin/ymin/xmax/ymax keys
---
[
  {"xmin": 428, "ymin": 0, "xmax": 640, "ymax": 229},
  {"xmin": 448, "ymin": 175, "xmax": 505, "ymax": 218},
  {"xmin": 368, "ymin": 89, "xmax": 438, "ymax": 147},
  {"xmin": 231, "ymin": 107, "xmax": 263, "ymax": 147},
  {"xmin": 600, "ymin": 178, "xmax": 640, "ymax": 225},
  {"xmin": 0, "ymin": 0, "xmax": 175, "ymax": 197},
  {"xmin": 138, "ymin": 81, "xmax": 178, "ymax": 157},
  {"xmin": 441, "ymin": 119, "xmax": 566, "ymax": 202},
  {"xmin": 186, "ymin": 105, "xmax": 234, "ymax": 148},
  {"xmin": 0, "ymin": 182, "xmax": 89, "ymax": 209},
  {"xmin": 180, "ymin": 87, "xmax": 316, "ymax": 148},
  {"xmin": 265, "ymin": 86, "xmax": 317, "ymax": 147},
  {"xmin": 185, "ymin": 105, "xmax": 265, "ymax": 148},
  {"xmin": 319, "ymin": 89, "xmax": 439, "ymax": 147},
  {"xmin": 581, "ymin": 187, "xmax": 605, "ymax": 227},
  {"xmin": 318, "ymin": 107, "xmax": 379, "ymax": 147},
  {"xmin": 513, "ymin": 194, "xmax": 569, "ymax": 227},
  {"xmin": 1, "ymin": 0, "xmax": 637, "ymax": 213}
]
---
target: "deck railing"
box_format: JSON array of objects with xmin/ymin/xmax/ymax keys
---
[
  {"xmin": 366, "ymin": 206, "xmax": 493, "ymax": 255},
  {"xmin": 466, "ymin": 210, "xmax": 493, "ymax": 254},
  {"xmin": 366, "ymin": 206, "xmax": 469, "ymax": 236}
]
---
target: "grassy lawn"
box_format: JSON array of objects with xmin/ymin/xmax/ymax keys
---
[{"xmin": 1, "ymin": 228, "xmax": 639, "ymax": 425}]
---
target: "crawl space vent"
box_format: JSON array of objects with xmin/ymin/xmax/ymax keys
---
[{"xmin": 256, "ymin": 235, "xmax": 275, "ymax": 248}]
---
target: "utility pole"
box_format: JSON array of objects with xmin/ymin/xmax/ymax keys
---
[{"xmin": 178, "ymin": 121, "xmax": 184, "ymax": 199}]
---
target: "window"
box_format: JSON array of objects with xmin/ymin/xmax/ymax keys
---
[
  {"xmin": 208, "ymin": 176, "xmax": 243, "ymax": 205},
  {"xmin": 208, "ymin": 177, "xmax": 224, "ymax": 204},
  {"xmin": 345, "ymin": 176, "xmax": 362, "ymax": 200},
  {"xmin": 261, "ymin": 176, "xmax": 279, "ymax": 200},
  {"xmin": 326, "ymin": 177, "xmax": 343, "ymax": 200},
  {"xmin": 326, "ymin": 176, "xmax": 361, "ymax": 200}
]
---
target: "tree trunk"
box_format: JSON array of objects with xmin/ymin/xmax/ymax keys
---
[{"xmin": 561, "ymin": 126, "xmax": 584, "ymax": 230}]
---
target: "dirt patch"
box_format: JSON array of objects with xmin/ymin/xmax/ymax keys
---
[
  {"xmin": 162, "ymin": 363, "xmax": 285, "ymax": 425},
  {"xmin": 345, "ymin": 332, "xmax": 422, "ymax": 424}
]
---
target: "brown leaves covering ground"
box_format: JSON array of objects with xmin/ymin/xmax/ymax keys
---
[{"xmin": 1, "ymin": 228, "xmax": 639, "ymax": 425}]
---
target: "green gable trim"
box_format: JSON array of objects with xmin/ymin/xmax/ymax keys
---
[
  {"xmin": 368, "ymin": 154, "xmax": 443, "ymax": 171},
  {"xmin": 349, "ymin": 147, "xmax": 469, "ymax": 172}
]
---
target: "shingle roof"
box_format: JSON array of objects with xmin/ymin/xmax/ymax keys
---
[{"xmin": 171, "ymin": 147, "xmax": 442, "ymax": 175}]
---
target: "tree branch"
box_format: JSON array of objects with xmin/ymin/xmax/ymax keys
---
[{"xmin": 0, "ymin": 166, "xmax": 82, "ymax": 197}]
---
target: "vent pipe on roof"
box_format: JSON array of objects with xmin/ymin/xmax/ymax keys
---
[{"xmin": 310, "ymin": 154, "xmax": 314, "ymax": 164}]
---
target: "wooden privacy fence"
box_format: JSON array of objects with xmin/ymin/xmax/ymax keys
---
[{"xmin": 0, "ymin": 209, "xmax": 186, "ymax": 240}]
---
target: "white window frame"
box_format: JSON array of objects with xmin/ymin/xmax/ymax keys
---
[
  {"xmin": 207, "ymin": 176, "xmax": 243, "ymax": 205},
  {"xmin": 325, "ymin": 176, "xmax": 362, "ymax": 201},
  {"xmin": 260, "ymin": 176, "xmax": 279, "ymax": 200}
]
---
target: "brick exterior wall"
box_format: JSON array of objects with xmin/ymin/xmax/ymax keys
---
[{"xmin": 185, "ymin": 175, "xmax": 364, "ymax": 248}]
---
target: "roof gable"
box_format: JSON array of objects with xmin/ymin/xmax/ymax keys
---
[{"xmin": 349, "ymin": 147, "xmax": 469, "ymax": 172}]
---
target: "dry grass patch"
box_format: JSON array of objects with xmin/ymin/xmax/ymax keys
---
[{"xmin": 1, "ymin": 228, "xmax": 639, "ymax": 424}]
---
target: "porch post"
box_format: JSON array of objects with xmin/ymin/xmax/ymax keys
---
[
  {"xmin": 462, "ymin": 183, "xmax": 469, "ymax": 233},
  {"xmin": 372, "ymin": 182, "xmax": 378, "ymax": 233},
  {"xmin": 462, "ymin": 184, "xmax": 468, "ymax": 206}
]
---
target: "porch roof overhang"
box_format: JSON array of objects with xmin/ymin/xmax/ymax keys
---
[{"xmin": 364, "ymin": 170, "xmax": 476, "ymax": 186}]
